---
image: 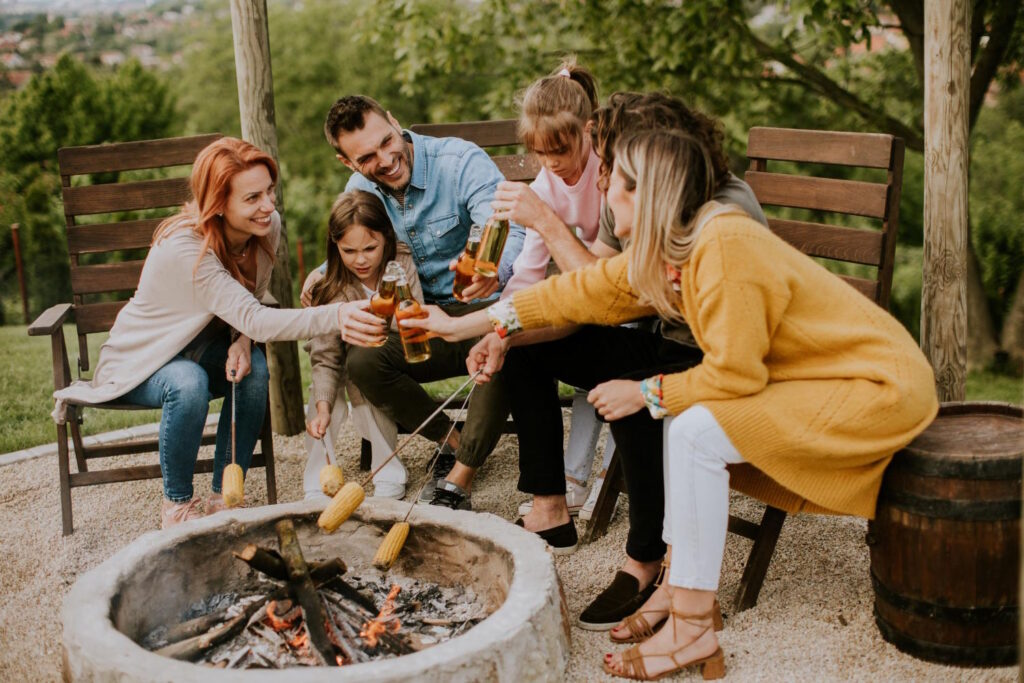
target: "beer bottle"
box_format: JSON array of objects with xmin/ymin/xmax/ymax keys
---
[
  {"xmin": 367, "ymin": 261, "xmax": 402, "ymax": 348},
  {"xmin": 473, "ymin": 216, "xmax": 510, "ymax": 278},
  {"xmin": 392, "ymin": 264, "xmax": 431, "ymax": 363},
  {"xmin": 452, "ymin": 224, "xmax": 484, "ymax": 300}
]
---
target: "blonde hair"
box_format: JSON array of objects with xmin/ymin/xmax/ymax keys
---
[
  {"xmin": 617, "ymin": 130, "xmax": 715, "ymax": 322},
  {"xmin": 517, "ymin": 56, "xmax": 598, "ymax": 157}
]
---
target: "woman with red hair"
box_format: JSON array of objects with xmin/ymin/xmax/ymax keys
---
[{"xmin": 54, "ymin": 137, "xmax": 368, "ymax": 528}]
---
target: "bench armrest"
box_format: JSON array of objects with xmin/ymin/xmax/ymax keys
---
[{"xmin": 28, "ymin": 303, "xmax": 73, "ymax": 337}]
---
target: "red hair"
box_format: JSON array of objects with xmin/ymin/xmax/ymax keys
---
[{"xmin": 154, "ymin": 137, "xmax": 278, "ymax": 280}]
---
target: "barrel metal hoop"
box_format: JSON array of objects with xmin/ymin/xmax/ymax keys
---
[
  {"xmin": 871, "ymin": 572, "xmax": 1018, "ymax": 624},
  {"xmin": 878, "ymin": 487, "xmax": 1021, "ymax": 521},
  {"xmin": 887, "ymin": 451, "xmax": 1022, "ymax": 480},
  {"xmin": 874, "ymin": 610, "xmax": 1017, "ymax": 666}
]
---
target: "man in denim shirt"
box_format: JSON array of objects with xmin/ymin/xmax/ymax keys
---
[{"xmin": 305, "ymin": 95, "xmax": 523, "ymax": 510}]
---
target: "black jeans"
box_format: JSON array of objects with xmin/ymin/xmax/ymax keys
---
[
  {"xmin": 504, "ymin": 325, "xmax": 702, "ymax": 562},
  {"xmin": 346, "ymin": 300, "xmax": 509, "ymax": 469}
]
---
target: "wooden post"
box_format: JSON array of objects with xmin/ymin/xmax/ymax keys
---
[
  {"xmin": 11, "ymin": 223, "xmax": 29, "ymax": 324},
  {"xmin": 296, "ymin": 236, "xmax": 306, "ymax": 288},
  {"xmin": 230, "ymin": 0, "xmax": 306, "ymax": 435},
  {"xmin": 922, "ymin": 0, "xmax": 969, "ymax": 401}
]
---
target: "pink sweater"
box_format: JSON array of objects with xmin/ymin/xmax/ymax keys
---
[{"xmin": 502, "ymin": 149, "xmax": 603, "ymax": 296}]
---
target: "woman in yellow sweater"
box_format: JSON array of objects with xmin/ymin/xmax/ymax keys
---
[{"xmin": 410, "ymin": 129, "xmax": 938, "ymax": 679}]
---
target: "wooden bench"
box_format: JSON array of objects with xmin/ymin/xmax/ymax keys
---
[
  {"xmin": 29, "ymin": 134, "xmax": 278, "ymax": 535},
  {"xmin": 584, "ymin": 126, "xmax": 906, "ymax": 612}
]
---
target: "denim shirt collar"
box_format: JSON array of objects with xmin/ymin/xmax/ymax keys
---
[{"xmin": 406, "ymin": 129, "xmax": 428, "ymax": 193}]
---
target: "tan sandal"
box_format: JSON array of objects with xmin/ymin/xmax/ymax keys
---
[
  {"xmin": 603, "ymin": 607, "xmax": 726, "ymax": 680},
  {"xmin": 610, "ymin": 561, "xmax": 724, "ymax": 644}
]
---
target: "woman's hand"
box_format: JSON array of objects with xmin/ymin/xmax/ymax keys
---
[
  {"xmin": 300, "ymin": 269, "xmax": 324, "ymax": 307},
  {"xmin": 405, "ymin": 306, "xmax": 493, "ymax": 342},
  {"xmin": 338, "ymin": 300, "xmax": 387, "ymax": 346},
  {"xmin": 492, "ymin": 181, "xmax": 557, "ymax": 233},
  {"xmin": 306, "ymin": 401, "xmax": 331, "ymax": 439},
  {"xmin": 449, "ymin": 258, "xmax": 500, "ymax": 302},
  {"xmin": 466, "ymin": 332, "xmax": 510, "ymax": 383},
  {"xmin": 226, "ymin": 335, "xmax": 252, "ymax": 382},
  {"xmin": 588, "ymin": 379, "xmax": 645, "ymax": 421}
]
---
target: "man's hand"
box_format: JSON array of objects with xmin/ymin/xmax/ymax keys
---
[
  {"xmin": 491, "ymin": 181, "xmax": 558, "ymax": 234},
  {"xmin": 587, "ymin": 379, "xmax": 645, "ymax": 421},
  {"xmin": 225, "ymin": 335, "xmax": 252, "ymax": 382},
  {"xmin": 338, "ymin": 300, "xmax": 387, "ymax": 346},
  {"xmin": 448, "ymin": 258, "xmax": 500, "ymax": 302},
  {"xmin": 306, "ymin": 401, "xmax": 331, "ymax": 439},
  {"xmin": 300, "ymin": 269, "xmax": 325, "ymax": 307},
  {"xmin": 466, "ymin": 332, "xmax": 509, "ymax": 383}
]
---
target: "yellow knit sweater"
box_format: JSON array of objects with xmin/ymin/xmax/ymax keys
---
[{"xmin": 512, "ymin": 211, "xmax": 938, "ymax": 518}]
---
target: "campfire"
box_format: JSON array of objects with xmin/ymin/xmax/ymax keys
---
[{"xmin": 140, "ymin": 519, "xmax": 484, "ymax": 670}]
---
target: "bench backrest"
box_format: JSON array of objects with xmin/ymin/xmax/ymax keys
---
[
  {"xmin": 744, "ymin": 127, "xmax": 905, "ymax": 307},
  {"xmin": 57, "ymin": 133, "xmax": 222, "ymax": 371},
  {"xmin": 409, "ymin": 118, "xmax": 539, "ymax": 182}
]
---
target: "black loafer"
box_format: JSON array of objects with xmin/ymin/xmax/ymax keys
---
[
  {"xmin": 577, "ymin": 570, "xmax": 657, "ymax": 631},
  {"xmin": 514, "ymin": 518, "xmax": 578, "ymax": 555}
]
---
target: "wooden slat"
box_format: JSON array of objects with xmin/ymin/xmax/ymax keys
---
[
  {"xmin": 69, "ymin": 451, "xmax": 268, "ymax": 486},
  {"xmin": 57, "ymin": 134, "xmax": 222, "ymax": 176},
  {"xmin": 747, "ymin": 127, "xmax": 894, "ymax": 168},
  {"xmin": 63, "ymin": 177, "xmax": 191, "ymax": 216},
  {"xmin": 839, "ymin": 275, "xmax": 879, "ymax": 301},
  {"xmin": 494, "ymin": 154, "xmax": 540, "ymax": 182},
  {"xmin": 69, "ymin": 261, "xmax": 144, "ymax": 295},
  {"xmin": 768, "ymin": 218, "xmax": 884, "ymax": 266},
  {"xmin": 745, "ymin": 171, "xmax": 889, "ymax": 218},
  {"xmin": 75, "ymin": 300, "xmax": 128, "ymax": 334},
  {"xmin": 410, "ymin": 119, "xmax": 519, "ymax": 147},
  {"xmin": 67, "ymin": 218, "xmax": 163, "ymax": 254}
]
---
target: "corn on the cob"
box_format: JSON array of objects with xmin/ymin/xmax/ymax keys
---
[
  {"xmin": 373, "ymin": 522, "xmax": 410, "ymax": 570},
  {"xmin": 318, "ymin": 464, "xmax": 345, "ymax": 497},
  {"xmin": 317, "ymin": 481, "xmax": 364, "ymax": 532},
  {"xmin": 222, "ymin": 463, "xmax": 245, "ymax": 507}
]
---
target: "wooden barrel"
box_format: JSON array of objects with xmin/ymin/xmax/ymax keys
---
[{"xmin": 868, "ymin": 401, "xmax": 1023, "ymax": 665}]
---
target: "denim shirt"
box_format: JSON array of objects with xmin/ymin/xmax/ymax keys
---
[{"xmin": 344, "ymin": 130, "xmax": 525, "ymax": 305}]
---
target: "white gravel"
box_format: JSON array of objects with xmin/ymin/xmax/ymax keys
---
[{"xmin": 0, "ymin": 415, "xmax": 1015, "ymax": 681}]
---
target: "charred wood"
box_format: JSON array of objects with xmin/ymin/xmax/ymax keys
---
[{"xmin": 275, "ymin": 519, "xmax": 337, "ymax": 667}]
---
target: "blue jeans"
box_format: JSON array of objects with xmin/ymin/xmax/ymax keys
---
[{"xmin": 120, "ymin": 338, "xmax": 269, "ymax": 502}]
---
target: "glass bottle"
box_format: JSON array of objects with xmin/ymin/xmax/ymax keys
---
[
  {"xmin": 392, "ymin": 263, "xmax": 431, "ymax": 363},
  {"xmin": 473, "ymin": 216, "xmax": 510, "ymax": 278},
  {"xmin": 367, "ymin": 261, "xmax": 402, "ymax": 347},
  {"xmin": 452, "ymin": 224, "xmax": 484, "ymax": 300}
]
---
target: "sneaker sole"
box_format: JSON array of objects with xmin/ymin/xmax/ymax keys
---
[{"xmin": 549, "ymin": 542, "xmax": 578, "ymax": 556}]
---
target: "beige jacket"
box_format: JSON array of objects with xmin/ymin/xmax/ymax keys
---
[
  {"xmin": 307, "ymin": 244, "xmax": 423, "ymax": 410},
  {"xmin": 52, "ymin": 212, "xmax": 341, "ymax": 422}
]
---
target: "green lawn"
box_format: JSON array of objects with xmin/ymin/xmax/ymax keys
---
[{"xmin": 2, "ymin": 323, "xmax": 1020, "ymax": 453}]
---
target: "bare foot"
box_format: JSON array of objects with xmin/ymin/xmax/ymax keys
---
[
  {"xmin": 521, "ymin": 495, "xmax": 569, "ymax": 532},
  {"xmin": 609, "ymin": 580, "xmax": 671, "ymax": 641}
]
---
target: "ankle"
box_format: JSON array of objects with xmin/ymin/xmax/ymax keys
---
[
  {"xmin": 621, "ymin": 557, "xmax": 663, "ymax": 589},
  {"xmin": 445, "ymin": 462, "xmax": 475, "ymax": 491}
]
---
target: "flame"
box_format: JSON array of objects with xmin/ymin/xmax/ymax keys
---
[
  {"xmin": 288, "ymin": 629, "xmax": 309, "ymax": 651},
  {"xmin": 360, "ymin": 584, "xmax": 403, "ymax": 647},
  {"xmin": 265, "ymin": 600, "xmax": 301, "ymax": 631}
]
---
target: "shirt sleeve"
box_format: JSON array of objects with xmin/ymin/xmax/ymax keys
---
[{"xmin": 596, "ymin": 201, "xmax": 623, "ymax": 251}]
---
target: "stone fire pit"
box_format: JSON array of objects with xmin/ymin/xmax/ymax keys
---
[{"xmin": 62, "ymin": 498, "xmax": 569, "ymax": 682}]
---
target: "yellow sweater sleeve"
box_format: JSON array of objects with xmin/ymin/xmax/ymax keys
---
[
  {"xmin": 511, "ymin": 250, "xmax": 655, "ymax": 329},
  {"xmin": 661, "ymin": 232, "xmax": 791, "ymax": 415}
]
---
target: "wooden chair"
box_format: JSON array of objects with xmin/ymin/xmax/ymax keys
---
[
  {"xmin": 584, "ymin": 126, "xmax": 905, "ymax": 613},
  {"xmin": 354, "ymin": 119, "xmax": 546, "ymax": 470},
  {"xmin": 28, "ymin": 134, "xmax": 278, "ymax": 536}
]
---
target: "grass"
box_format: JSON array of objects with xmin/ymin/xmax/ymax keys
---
[{"xmin": 2, "ymin": 323, "xmax": 1020, "ymax": 453}]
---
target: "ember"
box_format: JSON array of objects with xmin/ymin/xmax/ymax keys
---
[{"xmin": 141, "ymin": 520, "xmax": 487, "ymax": 670}]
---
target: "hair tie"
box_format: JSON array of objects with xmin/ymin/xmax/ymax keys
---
[{"xmin": 558, "ymin": 68, "xmax": 571, "ymax": 78}]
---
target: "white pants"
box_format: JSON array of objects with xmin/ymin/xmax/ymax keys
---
[
  {"xmin": 661, "ymin": 405, "xmax": 744, "ymax": 591},
  {"xmin": 563, "ymin": 389, "xmax": 616, "ymax": 483},
  {"xmin": 302, "ymin": 394, "xmax": 406, "ymax": 500}
]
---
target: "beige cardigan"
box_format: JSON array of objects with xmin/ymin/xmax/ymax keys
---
[
  {"xmin": 307, "ymin": 243, "xmax": 423, "ymax": 410},
  {"xmin": 52, "ymin": 212, "xmax": 341, "ymax": 423}
]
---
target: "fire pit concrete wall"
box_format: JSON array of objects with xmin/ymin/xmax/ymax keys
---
[{"xmin": 63, "ymin": 498, "xmax": 569, "ymax": 682}]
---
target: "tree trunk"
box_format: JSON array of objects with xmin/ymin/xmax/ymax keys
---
[
  {"xmin": 230, "ymin": 0, "xmax": 306, "ymax": 435},
  {"xmin": 966, "ymin": 241, "xmax": 999, "ymax": 369},
  {"xmin": 921, "ymin": 0, "xmax": 970, "ymax": 401},
  {"xmin": 1000, "ymin": 270, "xmax": 1024, "ymax": 370}
]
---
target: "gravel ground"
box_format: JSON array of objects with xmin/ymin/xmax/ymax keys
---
[{"xmin": 0, "ymin": 414, "xmax": 1015, "ymax": 682}]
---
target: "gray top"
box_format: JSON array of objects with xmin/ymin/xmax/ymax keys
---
[{"xmin": 52, "ymin": 212, "xmax": 341, "ymax": 422}]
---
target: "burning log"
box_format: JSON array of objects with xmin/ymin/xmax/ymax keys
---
[
  {"xmin": 234, "ymin": 545, "xmax": 347, "ymax": 585},
  {"xmin": 275, "ymin": 519, "xmax": 338, "ymax": 667},
  {"xmin": 156, "ymin": 591, "xmax": 281, "ymax": 661}
]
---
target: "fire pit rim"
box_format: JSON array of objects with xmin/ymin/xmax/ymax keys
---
[{"xmin": 62, "ymin": 498, "xmax": 568, "ymax": 682}]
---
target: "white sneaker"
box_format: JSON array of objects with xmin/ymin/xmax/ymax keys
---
[
  {"xmin": 518, "ymin": 479, "xmax": 589, "ymax": 517},
  {"xmin": 372, "ymin": 457, "xmax": 407, "ymax": 500},
  {"xmin": 579, "ymin": 476, "xmax": 618, "ymax": 522}
]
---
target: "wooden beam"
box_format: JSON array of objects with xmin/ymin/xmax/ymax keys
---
[
  {"xmin": 922, "ymin": 0, "xmax": 969, "ymax": 401},
  {"xmin": 230, "ymin": 0, "xmax": 305, "ymax": 435}
]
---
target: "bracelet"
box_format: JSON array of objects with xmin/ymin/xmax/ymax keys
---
[
  {"xmin": 639, "ymin": 374, "xmax": 670, "ymax": 419},
  {"xmin": 487, "ymin": 299, "xmax": 523, "ymax": 339}
]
